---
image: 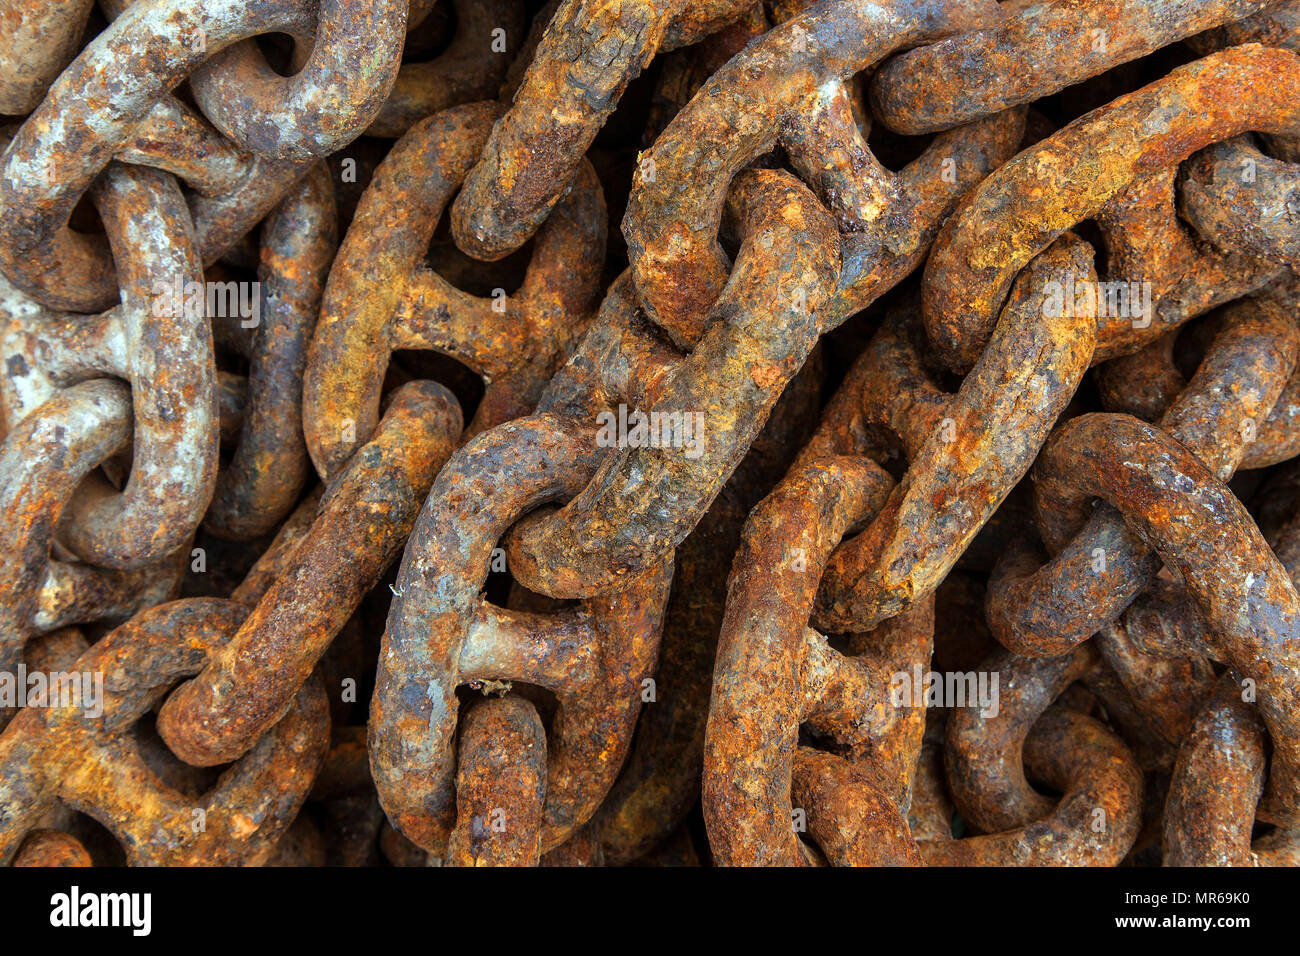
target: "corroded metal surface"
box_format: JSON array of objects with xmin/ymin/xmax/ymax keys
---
[
  {"xmin": 871, "ymin": 0, "xmax": 1273, "ymax": 135},
  {"xmin": 0, "ymin": 0, "xmax": 1298, "ymax": 871},
  {"xmin": 303, "ymin": 102, "xmax": 605, "ymax": 477}
]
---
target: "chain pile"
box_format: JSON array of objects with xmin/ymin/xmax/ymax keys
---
[{"xmin": 1, "ymin": 0, "xmax": 1299, "ymax": 867}]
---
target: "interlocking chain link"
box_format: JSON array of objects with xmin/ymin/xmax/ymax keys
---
[{"xmin": 0, "ymin": 0, "xmax": 1298, "ymax": 870}]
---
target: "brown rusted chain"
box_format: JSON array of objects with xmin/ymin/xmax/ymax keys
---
[
  {"xmin": 641, "ymin": 2, "xmax": 770, "ymax": 148},
  {"xmin": 156, "ymin": 381, "xmax": 462, "ymax": 766},
  {"xmin": 811, "ymin": 238, "xmax": 1097, "ymax": 633},
  {"xmin": 0, "ymin": 0, "xmax": 400, "ymax": 311},
  {"xmin": 1181, "ymin": 0, "xmax": 1300, "ymax": 252},
  {"xmin": 703, "ymin": 455, "xmax": 929, "ymax": 865},
  {"xmin": 303, "ymin": 102, "xmax": 606, "ymax": 478},
  {"xmin": 500, "ymin": 168, "xmax": 849, "ymax": 601},
  {"xmin": 0, "ymin": 599, "xmax": 328, "ymax": 866},
  {"xmin": 869, "ymin": 0, "xmax": 1272, "ymax": 135},
  {"xmin": 366, "ymin": 0, "xmax": 526, "ymax": 138},
  {"xmin": 1187, "ymin": 0, "xmax": 1300, "ymax": 157},
  {"xmin": 1096, "ymin": 277, "xmax": 1300, "ymax": 466},
  {"xmin": 621, "ymin": 0, "xmax": 1020, "ymax": 344},
  {"xmin": 1089, "ymin": 163, "xmax": 1285, "ymax": 358},
  {"xmin": 1032, "ymin": 412, "xmax": 1300, "ymax": 825},
  {"xmin": 58, "ymin": 164, "xmax": 217, "ymax": 570},
  {"xmin": 921, "ymin": 706, "xmax": 1143, "ymax": 866},
  {"xmin": 0, "ymin": 163, "xmax": 218, "ymax": 573},
  {"xmin": 1138, "ymin": 456, "xmax": 1300, "ymax": 862},
  {"xmin": 4, "ymin": 0, "xmax": 1300, "ymax": 873},
  {"xmin": 943, "ymin": 645, "xmax": 1099, "ymax": 835},
  {"xmin": 186, "ymin": 0, "xmax": 407, "ymax": 162},
  {"xmin": 1190, "ymin": 0, "xmax": 1300, "ymax": 53},
  {"xmin": 371, "ymin": 409, "xmax": 673, "ymax": 858},
  {"xmin": 449, "ymin": 0, "xmax": 753, "ymax": 260},
  {"xmin": 0, "ymin": 0, "xmax": 95, "ymax": 115},
  {"xmin": 987, "ymin": 296, "xmax": 1299, "ymax": 657},
  {"xmin": 205, "ymin": 163, "xmax": 338, "ymax": 539},
  {"xmin": 0, "ymin": 381, "xmax": 130, "ymax": 678},
  {"xmin": 923, "ymin": 44, "xmax": 1300, "ymax": 373},
  {"xmin": 370, "ymin": 182, "xmax": 802, "ymax": 858},
  {"xmin": 1165, "ymin": 677, "xmax": 1300, "ymax": 865},
  {"xmin": 1181, "ymin": 137, "xmax": 1300, "ymax": 271},
  {"xmin": 907, "ymin": 713, "xmax": 954, "ymax": 843},
  {"xmin": 445, "ymin": 696, "xmax": 547, "ymax": 867},
  {"xmin": 592, "ymin": 356, "xmax": 822, "ymax": 864}
]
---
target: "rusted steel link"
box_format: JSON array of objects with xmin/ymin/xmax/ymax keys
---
[
  {"xmin": 923, "ymin": 45, "xmax": 1300, "ymax": 373},
  {"xmin": 1146, "ymin": 461, "xmax": 1300, "ymax": 860},
  {"xmin": 0, "ymin": 599, "xmax": 329, "ymax": 866},
  {"xmin": 366, "ymin": 0, "xmax": 525, "ymax": 138},
  {"xmin": 1096, "ymin": 278, "xmax": 1300, "ymax": 467},
  {"xmin": 0, "ymin": 0, "xmax": 396, "ymax": 310},
  {"xmin": 622, "ymin": 0, "xmax": 1022, "ymax": 344},
  {"xmin": 642, "ymin": 3, "xmax": 770, "ymax": 146},
  {"xmin": 449, "ymin": 0, "xmax": 753, "ymax": 260},
  {"xmin": 116, "ymin": 97, "xmax": 259, "ymax": 199},
  {"xmin": 1090, "ymin": 165, "xmax": 1284, "ymax": 356},
  {"xmin": 157, "ymin": 381, "xmax": 462, "ymax": 767},
  {"xmin": 372, "ymin": 411, "xmax": 673, "ymax": 858},
  {"xmin": 987, "ymin": 298, "xmax": 1300, "ymax": 657},
  {"xmin": 187, "ymin": 0, "xmax": 407, "ymax": 161},
  {"xmin": 790, "ymin": 748, "xmax": 920, "ymax": 866},
  {"xmin": 0, "ymin": 164, "xmax": 216, "ymax": 570},
  {"xmin": 0, "ymin": 374, "xmax": 181, "ymax": 668},
  {"xmin": 206, "ymin": 163, "xmax": 338, "ymax": 540},
  {"xmin": 1094, "ymin": 610, "xmax": 1218, "ymax": 749},
  {"xmin": 921, "ymin": 706, "xmax": 1142, "ymax": 866},
  {"xmin": 870, "ymin": 0, "xmax": 1271, "ymax": 135},
  {"xmin": 811, "ymin": 237, "xmax": 1097, "ymax": 634},
  {"xmin": 907, "ymin": 713, "xmax": 953, "ymax": 843},
  {"xmin": 0, "ymin": 0, "xmax": 95, "ymax": 115},
  {"xmin": 12, "ymin": 829, "xmax": 92, "ymax": 868},
  {"xmin": 0, "ymin": 381, "xmax": 129, "ymax": 677},
  {"xmin": 94, "ymin": 2, "xmax": 265, "ymax": 198},
  {"xmin": 304, "ymin": 102, "xmax": 605, "ymax": 478},
  {"xmin": 446, "ymin": 697, "xmax": 547, "ymax": 867},
  {"xmin": 1165, "ymin": 677, "xmax": 1300, "ymax": 865},
  {"xmin": 1184, "ymin": 0, "xmax": 1300, "ymax": 216},
  {"xmin": 1181, "ymin": 136, "xmax": 1300, "ymax": 270},
  {"xmin": 1098, "ymin": 456, "xmax": 1300, "ymax": 760},
  {"xmin": 1187, "ymin": 0, "xmax": 1300, "ymax": 158},
  {"xmin": 703, "ymin": 456, "xmax": 929, "ymax": 865},
  {"xmin": 1033, "ymin": 412, "xmax": 1300, "ymax": 825},
  {"xmin": 60, "ymin": 165, "xmax": 216, "ymax": 570},
  {"xmin": 944, "ymin": 645, "xmax": 1099, "ymax": 835},
  {"xmin": 501, "ymin": 170, "xmax": 837, "ymax": 599},
  {"xmin": 593, "ymin": 357, "xmax": 822, "ymax": 864}
]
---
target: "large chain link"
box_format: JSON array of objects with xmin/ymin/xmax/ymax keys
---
[{"xmin": 1, "ymin": 0, "xmax": 1299, "ymax": 869}]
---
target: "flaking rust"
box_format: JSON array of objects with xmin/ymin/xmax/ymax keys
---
[{"xmin": 0, "ymin": 0, "xmax": 1299, "ymax": 872}]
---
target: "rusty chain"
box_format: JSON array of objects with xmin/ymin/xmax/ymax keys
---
[{"xmin": 0, "ymin": 0, "xmax": 1298, "ymax": 871}]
